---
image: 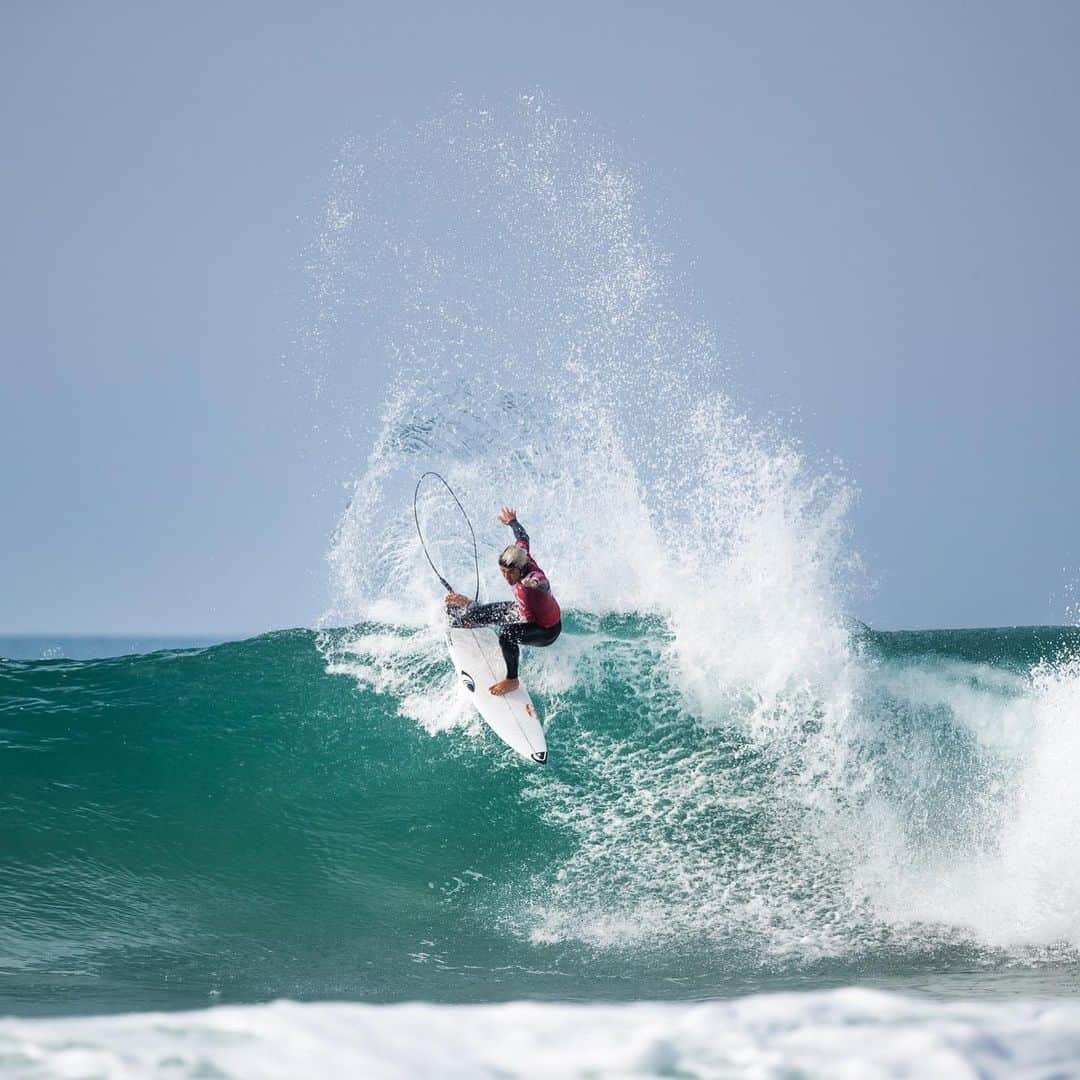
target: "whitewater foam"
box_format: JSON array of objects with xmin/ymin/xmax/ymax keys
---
[
  {"xmin": 5, "ymin": 990, "xmax": 1080, "ymax": 1079},
  {"xmin": 865, "ymin": 653, "xmax": 1080, "ymax": 951}
]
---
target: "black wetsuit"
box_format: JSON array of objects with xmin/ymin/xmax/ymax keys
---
[{"xmin": 457, "ymin": 601, "xmax": 561, "ymax": 679}]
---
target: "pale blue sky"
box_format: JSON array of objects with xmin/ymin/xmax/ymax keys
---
[{"xmin": 2, "ymin": 1, "xmax": 1077, "ymax": 633}]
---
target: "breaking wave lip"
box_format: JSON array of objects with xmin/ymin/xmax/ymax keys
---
[{"xmin": 4, "ymin": 988, "xmax": 1080, "ymax": 1079}]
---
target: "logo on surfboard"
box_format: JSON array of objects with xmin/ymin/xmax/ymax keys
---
[{"xmin": 460, "ymin": 670, "xmax": 476, "ymax": 692}]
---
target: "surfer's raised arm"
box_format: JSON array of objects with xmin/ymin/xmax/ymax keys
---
[
  {"xmin": 498, "ymin": 506, "xmax": 530, "ymax": 550},
  {"xmin": 497, "ymin": 508, "xmax": 550, "ymax": 590}
]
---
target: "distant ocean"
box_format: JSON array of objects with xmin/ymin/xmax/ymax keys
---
[
  {"xmin": 0, "ymin": 636, "xmax": 228, "ymax": 662},
  {"xmin": 6, "ymin": 97, "xmax": 1078, "ymax": 1076}
]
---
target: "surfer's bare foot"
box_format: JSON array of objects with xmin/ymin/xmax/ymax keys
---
[{"xmin": 489, "ymin": 678, "xmax": 519, "ymax": 696}]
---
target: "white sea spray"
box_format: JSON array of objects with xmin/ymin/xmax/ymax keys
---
[{"xmin": 305, "ymin": 95, "xmax": 1080, "ymax": 965}]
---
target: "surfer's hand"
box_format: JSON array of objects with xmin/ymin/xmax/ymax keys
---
[
  {"xmin": 498, "ymin": 507, "xmax": 517, "ymax": 525},
  {"xmin": 445, "ymin": 592, "xmax": 470, "ymax": 608}
]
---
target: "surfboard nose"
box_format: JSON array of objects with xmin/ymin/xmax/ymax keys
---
[{"xmin": 531, "ymin": 751, "xmax": 548, "ymax": 765}]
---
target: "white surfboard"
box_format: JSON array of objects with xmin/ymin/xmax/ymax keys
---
[{"xmin": 446, "ymin": 625, "xmax": 548, "ymax": 764}]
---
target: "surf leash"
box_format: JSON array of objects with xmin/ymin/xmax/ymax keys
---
[{"xmin": 412, "ymin": 471, "xmax": 480, "ymax": 602}]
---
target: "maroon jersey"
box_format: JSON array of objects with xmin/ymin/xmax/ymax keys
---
[{"xmin": 508, "ymin": 521, "xmax": 561, "ymax": 629}]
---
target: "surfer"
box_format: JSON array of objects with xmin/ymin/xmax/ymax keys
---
[{"xmin": 445, "ymin": 507, "xmax": 562, "ymax": 695}]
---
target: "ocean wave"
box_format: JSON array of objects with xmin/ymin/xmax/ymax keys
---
[{"xmin": 4, "ymin": 623, "xmax": 1080, "ymax": 1016}]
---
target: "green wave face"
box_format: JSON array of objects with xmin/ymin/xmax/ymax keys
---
[{"xmin": 4, "ymin": 621, "xmax": 1080, "ymax": 1016}]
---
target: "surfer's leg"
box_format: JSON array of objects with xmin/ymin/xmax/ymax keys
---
[
  {"xmin": 455, "ymin": 601, "xmax": 517, "ymax": 628},
  {"xmin": 489, "ymin": 623, "xmax": 528, "ymax": 694},
  {"xmin": 523, "ymin": 620, "xmax": 561, "ymax": 648},
  {"xmin": 508, "ymin": 620, "xmax": 561, "ymax": 653},
  {"xmin": 498, "ymin": 620, "xmax": 562, "ymax": 673},
  {"xmin": 490, "ymin": 622, "xmax": 562, "ymax": 694},
  {"xmin": 498, "ymin": 630, "xmax": 522, "ymax": 680}
]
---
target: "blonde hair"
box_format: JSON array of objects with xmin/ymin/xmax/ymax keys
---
[{"xmin": 498, "ymin": 544, "xmax": 529, "ymax": 571}]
